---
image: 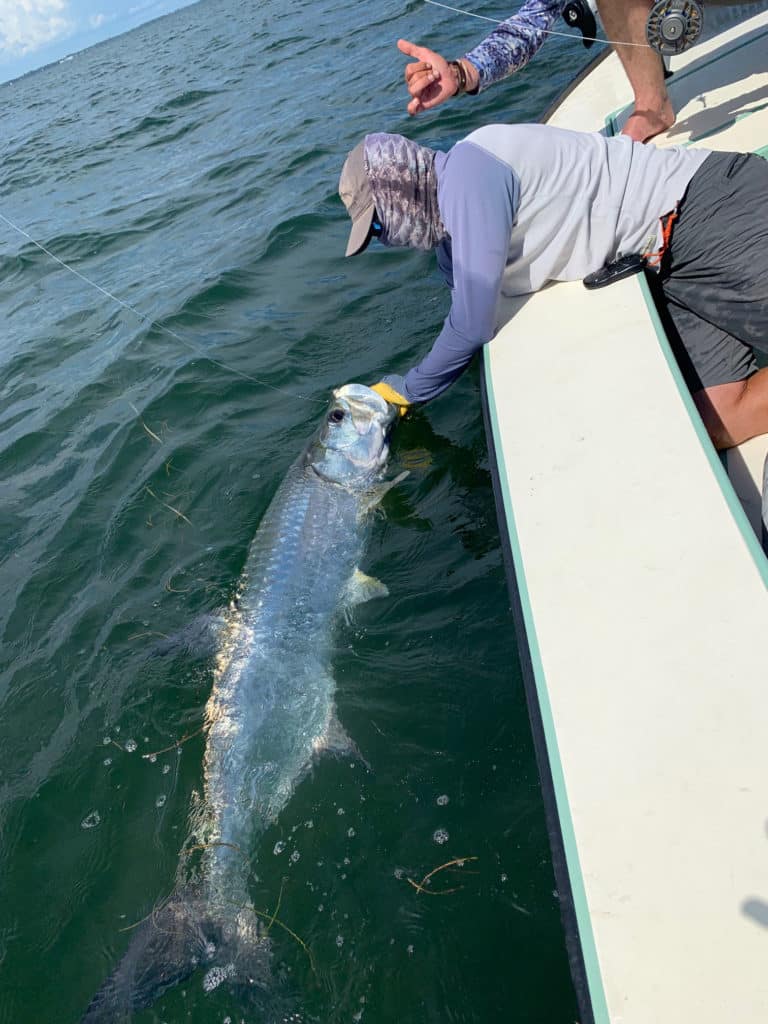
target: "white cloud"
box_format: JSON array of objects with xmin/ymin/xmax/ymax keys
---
[
  {"xmin": 89, "ymin": 13, "xmax": 106, "ymax": 29},
  {"xmin": 0, "ymin": 0, "xmax": 73, "ymax": 57}
]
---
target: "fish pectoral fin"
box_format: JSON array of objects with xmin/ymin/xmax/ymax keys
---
[
  {"xmin": 376, "ymin": 469, "xmax": 409, "ymax": 500},
  {"xmin": 343, "ymin": 568, "xmax": 388, "ymax": 610},
  {"xmin": 360, "ymin": 470, "xmax": 410, "ymax": 513}
]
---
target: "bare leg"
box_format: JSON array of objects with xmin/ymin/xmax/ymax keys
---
[
  {"xmin": 694, "ymin": 371, "xmax": 768, "ymax": 450},
  {"xmin": 596, "ymin": 0, "xmax": 675, "ymax": 142}
]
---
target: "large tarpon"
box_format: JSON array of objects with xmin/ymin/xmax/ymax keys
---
[{"xmin": 82, "ymin": 383, "xmax": 403, "ymax": 1021}]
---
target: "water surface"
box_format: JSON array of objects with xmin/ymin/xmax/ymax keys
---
[{"xmin": 0, "ymin": 1, "xmax": 592, "ymax": 1019}]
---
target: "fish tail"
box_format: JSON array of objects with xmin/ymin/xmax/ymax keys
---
[{"xmin": 80, "ymin": 889, "xmax": 270, "ymax": 1022}]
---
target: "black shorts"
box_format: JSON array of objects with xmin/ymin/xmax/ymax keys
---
[{"xmin": 660, "ymin": 150, "xmax": 768, "ymax": 392}]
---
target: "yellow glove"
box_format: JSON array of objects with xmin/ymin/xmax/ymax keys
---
[{"xmin": 371, "ymin": 380, "xmax": 410, "ymax": 416}]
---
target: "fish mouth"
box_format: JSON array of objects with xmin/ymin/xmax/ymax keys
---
[{"xmin": 332, "ymin": 383, "xmax": 397, "ymax": 432}]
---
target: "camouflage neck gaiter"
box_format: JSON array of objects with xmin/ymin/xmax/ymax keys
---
[{"xmin": 363, "ymin": 132, "xmax": 446, "ymax": 251}]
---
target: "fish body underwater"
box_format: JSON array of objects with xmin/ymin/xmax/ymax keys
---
[{"xmin": 82, "ymin": 383, "xmax": 402, "ymax": 1021}]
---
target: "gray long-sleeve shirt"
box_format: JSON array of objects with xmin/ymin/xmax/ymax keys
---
[{"xmin": 392, "ymin": 124, "xmax": 709, "ymax": 404}]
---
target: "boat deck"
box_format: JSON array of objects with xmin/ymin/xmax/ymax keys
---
[{"xmin": 482, "ymin": 8, "xmax": 768, "ymax": 1022}]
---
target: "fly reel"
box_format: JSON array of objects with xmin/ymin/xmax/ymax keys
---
[{"xmin": 646, "ymin": 0, "xmax": 704, "ymax": 55}]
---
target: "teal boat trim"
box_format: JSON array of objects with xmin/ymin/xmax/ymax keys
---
[{"xmin": 480, "ymin": 358, "xmax": 611, "ymax": 1024}]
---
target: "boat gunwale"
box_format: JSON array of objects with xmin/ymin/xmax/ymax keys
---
[{"xmin": 480, "ymin": 11, "xmax": 768, "ymax": 1023}]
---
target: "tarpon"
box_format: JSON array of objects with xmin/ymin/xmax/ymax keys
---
[{"xmin": 82, "ymin": 383, "xmax": 403, "ymax": 1021}]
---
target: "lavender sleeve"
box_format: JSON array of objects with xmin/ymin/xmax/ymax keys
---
[
  {"xmin": 397, "ymin": 143, "xmax": 519, "ymax": 404},
  {"xmin": 464, "ymin": 0, "xmax": 564, "ymax": 93}
]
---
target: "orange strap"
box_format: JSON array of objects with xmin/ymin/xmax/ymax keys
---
[{"xmin": 645, "ymin": 206, "xmax": 679, "ymax": 269}]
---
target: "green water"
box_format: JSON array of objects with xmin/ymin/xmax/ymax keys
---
[{"xmin": 0, "ymin": 1, "xmax": 593, "ymax": 1019}]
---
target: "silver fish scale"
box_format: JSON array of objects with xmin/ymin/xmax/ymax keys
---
[{"xmin": 201, "ymin": 454, "xmax": 371, "ymax": 902}]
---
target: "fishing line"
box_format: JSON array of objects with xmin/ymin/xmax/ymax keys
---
[
  {"xmin": 0, "ymin": 210, "xmax": 326, "ymax": 404},
  {"xmin": 423, "ymin": 0, "xmax": 652, "ymax": 48}
]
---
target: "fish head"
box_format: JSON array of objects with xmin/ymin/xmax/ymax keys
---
[{"xmin": 309, "ymin": 383, "xmax": 396, "ymax": 488}]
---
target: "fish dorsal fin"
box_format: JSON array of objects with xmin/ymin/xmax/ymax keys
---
[{"xmin": 343, "ymin": 568, "xmax": 389, "ymax": 608}]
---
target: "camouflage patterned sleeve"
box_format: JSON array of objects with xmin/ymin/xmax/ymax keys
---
[{"xmin": 463, "ymin": 0, "xmax": 564, "ymax": 93}]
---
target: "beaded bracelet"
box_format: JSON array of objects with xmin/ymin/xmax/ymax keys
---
[{"xmin": 448, "ymin": 59, "xmax": 468, "ymax": 96}]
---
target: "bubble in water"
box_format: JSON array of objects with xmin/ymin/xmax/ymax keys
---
[
  {"xmin": 500, "ymin": 873, "xmax": 508, "ymax": 883},
  {"xmin": 304, "ymin": 819, "xmax": 314, "ymax": 829},
  {"xmin": 155, "ymin": 795, "xmax": 167, "ymax": 809},
  {"xmin": 335, "ymin": 935, "xmax": 344, "ymax": 948},
  {"xmin": 432, "ymin": 828, "xmax": 449, "ymax": 845},
  {"xmin": 289, "ymin": 850, "xmax": 301, "ymax": 864},
  {"xmin": 147, "ymin": 753, "xmax": 157, "ymax": 764},
  {"xmin": 81, "ymin": 811, "xmax": 101, "ymax": 829},
  {"xmin": 162, "ymin": 764, "xmax": 171, "ymax": 775},
  {"xmin": 406, "ymin": 944, "xmax": 414, "ymax": 956},
  {"xmin": 336, "ymin": 807, "xmax": 345, "ymax": 816},
  {"xmin": 436, "ymin": 794, "xmax": 449, "ymax": 806},
  {"xmin": 273, "ymin": 841, "xmax": 286, "ymax": 856},
  {"xmin": 102, "ymin": 736, "xmax": 111, "ymax": 746},
  {"xmin": 393, "ymin": 867, "xmax": 404, "ymax": 880},
  {"xmin": 124, "ymin": 739, "xmax": 137, "ymax": 753},
  {"xmin": 347, "ymin": 827, "xmax": 355, "ymax": 838},
  {"xmin": 103, "ymin": 758, "xmax": 112, "ymax": 767}
]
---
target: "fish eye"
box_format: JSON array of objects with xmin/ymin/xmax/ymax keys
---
[{"xmin": 328, "ymin": 408, "xmax": 345, "ymax": 424}]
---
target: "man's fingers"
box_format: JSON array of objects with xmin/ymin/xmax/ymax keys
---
[
  {"xmin": 407, "ymin": 69, "xmax": 437, "ymax": 98},
  {"xmin": 405, "ymin": 61, "xmax": 432, "ymax": 76},
  {"xmin": 397, "ymin": 37, "xmax": 430, "ymax": 61},
  {"xmin": 399, "ymin": 37, "xmax": 453, "ymax": 114},
  {"xmin": 418, "ymin": 93, "xmax": 448, "ymax": 111},
  {"xmin": 404, "ymin": 61, "xmax": 433, "ymax": 85}
]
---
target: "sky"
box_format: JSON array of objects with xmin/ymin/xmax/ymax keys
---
[{"xmin": 0, "ymin": 0, "xmax": 199, "ymax": 83}]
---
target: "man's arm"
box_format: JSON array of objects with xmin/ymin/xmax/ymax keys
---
[
  {"xmin": 463, "ymin": 0, "xmax": 564, "ymax": 93},
  {"xmin": 396, "ymin": 143, "xmax": 519, "ymax": 404},
  {"xmin": 398, "ymin": 0, "xmax": 563, "ymax": 115}
]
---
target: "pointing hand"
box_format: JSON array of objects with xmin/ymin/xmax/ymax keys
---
[{"xmin": 397, "ymin": 38, "xmax": 459, "ymax": 116}]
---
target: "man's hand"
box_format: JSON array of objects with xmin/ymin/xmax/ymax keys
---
[
  {"xmin": 397, "ymin": 38, "xmax": 458, "ymax": 116},
  {"xmin": 371, "ymin": 380, "xmax": 410, "ymax": 415}
]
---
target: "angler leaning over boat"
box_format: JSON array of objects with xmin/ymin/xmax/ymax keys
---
[{"xmin": 341, "ymin": 125, "xmax": 768, "ymax": 452}]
